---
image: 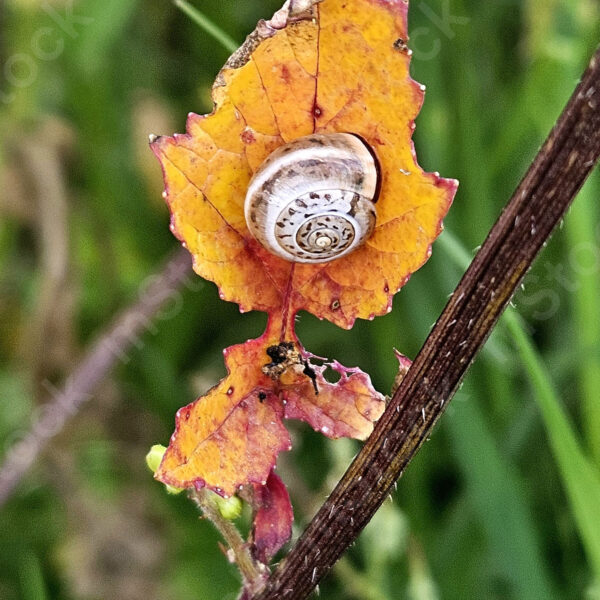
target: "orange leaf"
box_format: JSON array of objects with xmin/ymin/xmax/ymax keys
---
[
  {"xmin": 152, "ymin": 0, "xmax": 457, "ymax": 331},
  {"xmin": 155, "ymin": 315, "xmax": 385, "ymax": 497},
  {"xmin": 156, "ymin": 322, "xmax": 290, "ymax": 496}
]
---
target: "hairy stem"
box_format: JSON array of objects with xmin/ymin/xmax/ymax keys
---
[
  {"xmin": 188, "ymin": 489, "xmax": 268, "ymax": 591},
  {"xmin": 251, "ymin": 46, "xmax": 600, "ymax": 600}
]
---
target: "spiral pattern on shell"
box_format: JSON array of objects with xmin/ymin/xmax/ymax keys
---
[{"xmin": 244, "ymin": 133, "xmax": 379, "ymax": 264}]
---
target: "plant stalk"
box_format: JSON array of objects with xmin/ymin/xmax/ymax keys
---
[{"xmin": 188, "ymin": 488, "xmax": 268, "ymax": 591}]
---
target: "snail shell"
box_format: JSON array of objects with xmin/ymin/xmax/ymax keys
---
[{"xmin": 244, "ymin": 133, "xmax": 379, "ymax": 264}]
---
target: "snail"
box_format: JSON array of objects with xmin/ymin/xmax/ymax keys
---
[{"xmin": 244, "ymin": 133, "xmax": 379, "ymax": 264}]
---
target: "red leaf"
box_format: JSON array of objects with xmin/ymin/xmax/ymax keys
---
[
  {"xmin": 251, "ymin": 470, "xmax": 294, "ymax": 563},
  {"xmin": 282, "ymin": 360, "xmax": 386, "ymax": 440}
]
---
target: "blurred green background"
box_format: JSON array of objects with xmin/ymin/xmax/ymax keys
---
[{"xmin": 1, "ymin": 0, "xmax": 599, "ymax": 598}]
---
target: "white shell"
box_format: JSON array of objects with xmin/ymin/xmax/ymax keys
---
[{"xmin": 244, "ymin": 133, "xmax": 378, "ymax": 263}]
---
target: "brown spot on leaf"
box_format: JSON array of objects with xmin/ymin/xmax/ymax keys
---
[{"xmin": 241, "ymin": 128, "xmax": 256, "ymax": 144}]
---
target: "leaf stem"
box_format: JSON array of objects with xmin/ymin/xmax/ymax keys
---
[
  {"xmin": 173, "ymin": 0, "xmax": 239, "ymax": 54},
  {"xmin": 188, "ymin": 488, "xmax": 268, "ymax": 592}
]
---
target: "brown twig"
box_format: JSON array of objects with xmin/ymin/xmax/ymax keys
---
[
  {"xmin": 0, "ymin": 248, "xmax": 194, "ymax": 507},
  {"xmin": 251, "ymin": 46, "xmax": 600, "ymax": 600},
  {"xmin": 19, "ymin": 121, "xmax": 76, "ymax": 396}
]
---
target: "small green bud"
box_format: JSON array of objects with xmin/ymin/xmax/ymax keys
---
[
  {"xmin": 214, "ymin": 494, "xmax": 243, "ymax": 520},
  {"xmin": 146, "ymin": 444, "xmax": 184, "ymax": 495},
  {"xmin": 165, "ymin": 483, "xmax": 184, "ymax": 495},
  {"xmin": 145, "ymin": 444, "xmax": 167, "ymax": 473}
]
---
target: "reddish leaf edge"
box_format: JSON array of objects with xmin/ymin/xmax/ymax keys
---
[{"xmin": 150, "ymin": 120, "xmax": 457, "ymax": 330}]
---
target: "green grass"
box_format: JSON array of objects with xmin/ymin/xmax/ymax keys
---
[
  {"xmin": 1, "ymin": 1, "xmax": 599, "ymax": 599},
  {"xmin": 439, "ymin": 229, "xmax": 600, "ymax": 586},
  {"xmin": 174, "ymin": 0, "xmax": 239, "ymax": 54}
]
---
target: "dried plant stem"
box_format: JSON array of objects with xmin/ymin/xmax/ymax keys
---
[
  {"xmin": 0, "ymin": 249, "xmax": 194, "ymax": 508},
  {"xmin": 251, "ymin": 46, "xmax": 600, "ymax": 600}
]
